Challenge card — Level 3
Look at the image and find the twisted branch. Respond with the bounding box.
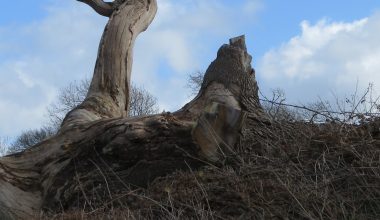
[77,0,115,17]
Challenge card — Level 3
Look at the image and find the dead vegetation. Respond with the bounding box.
[39,119,380,220]
[40,89,380,219]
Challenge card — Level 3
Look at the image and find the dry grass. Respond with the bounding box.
[38,84,380,220]
[39,115,380,220]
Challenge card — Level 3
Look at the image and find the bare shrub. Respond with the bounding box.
[186,71,204,96]
[260,88,303,122]
[129,85,159,117]
[260,83,380,125]
[47,79,89,129]
[47,79,160,129]
[7,127,56,154]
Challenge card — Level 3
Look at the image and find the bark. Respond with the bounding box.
[62,0,158,128]
[0,1,268,219]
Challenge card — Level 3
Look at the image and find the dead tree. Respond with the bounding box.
[0,0,269,219]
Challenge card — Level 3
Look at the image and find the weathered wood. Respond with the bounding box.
[179,36,269,123]
[62,0,158,128]
[0,1,267,218]
[192,102,247,163]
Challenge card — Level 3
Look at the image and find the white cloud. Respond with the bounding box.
[258,13,380,103]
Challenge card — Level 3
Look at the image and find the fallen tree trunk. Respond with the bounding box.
[0,0,269,219]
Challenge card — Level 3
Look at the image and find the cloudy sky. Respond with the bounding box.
[0,0,379,138]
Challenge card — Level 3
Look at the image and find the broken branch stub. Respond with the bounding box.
[181,35,269,161]
[192,102,247,163]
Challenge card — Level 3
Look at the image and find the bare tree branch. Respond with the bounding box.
[77,0,114,17]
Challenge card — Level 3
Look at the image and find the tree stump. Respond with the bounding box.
[0,1,268,219]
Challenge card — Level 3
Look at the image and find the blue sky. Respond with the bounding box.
[0,0,379,138]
